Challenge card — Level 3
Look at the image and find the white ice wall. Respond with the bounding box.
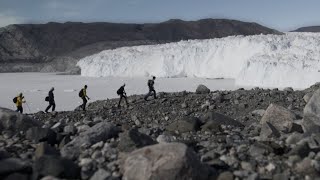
[77,33,320,89]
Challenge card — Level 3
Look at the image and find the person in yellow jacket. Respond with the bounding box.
[80,85,90,111]
[15,93,26,113]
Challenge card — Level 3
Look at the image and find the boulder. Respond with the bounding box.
[166,116,201,133]
[217,171,234,180]
[61,122,119,159]
[122,143,213,180]
[33,155,80,179]
[3,173,29,180]
[0,158,31,176]
[286,133,304,145]
[260,104,296,133]
[196,85,210,94]
[63,125,77,135]
[90,168,111,180]
[201,121,222,132]
[211,93,223,103]
[251,109,266,116]
[260,122,281,139]
[249,142,273,157]
[304,92,313,103]
[35,142,60,159]
[156,134,177,143]
[0,108,42,133]
[201,112,244,127]
[118,129,156,152]
[288,141,311,158]
[303,89,320,133]
[295,158,318,176]
[284,87,294,92]
[25,127,57,145]
[0,150,10,160]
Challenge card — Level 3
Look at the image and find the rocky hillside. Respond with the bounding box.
[0,19,281,73]
[293,26,320,32]
[2,83,320,179]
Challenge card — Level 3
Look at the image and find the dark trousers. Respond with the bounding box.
[16,106,23,114]
[82,97,87,111]
[118,94,128,107]
[144,89,157,100]
[45,101,56,112]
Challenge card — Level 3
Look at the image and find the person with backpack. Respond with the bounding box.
[144,76,157,101]
[45,87,55,113]
[14,93,26,113]
[79,85,90,111]
[117,84,128,108]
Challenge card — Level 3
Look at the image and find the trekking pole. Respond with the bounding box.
[25,102,32,113]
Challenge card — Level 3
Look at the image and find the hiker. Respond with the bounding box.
[79,85,90,111]
[45,87,55,113]
[117,84,128,108]
[14,93,26,113]
[144,76,157,101]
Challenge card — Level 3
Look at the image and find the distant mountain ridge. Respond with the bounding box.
[293,26,320,32]
[0,19,281,73]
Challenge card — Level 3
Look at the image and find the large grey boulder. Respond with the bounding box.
[201,112,244,127]
[25,127,57,145]
[90,168,111,180]
[260,104,296,133]
[304,92,314,103]
[118,129,156,152]
[0,158,31,176]
[35,142,60,159]
[303,89,320,133]
[0,108,42,133]
[260,122,281,139]
[166,117,201,133]
[61,122,119,159]
[122,143,214,180]
[196,85,210,94]
[33,155,80,179]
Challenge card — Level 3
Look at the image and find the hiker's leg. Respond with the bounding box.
[52,102,56,111]
[118,95,123,107]
[124,95,128,105]
[20,106,23,114]
[45,104,51,112]
[144,90,151,100]
[153,90,157,99]
[82,98,87,111]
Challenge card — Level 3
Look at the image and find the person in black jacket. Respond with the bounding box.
[144,76,157,101]
[80,85,90,111]
[45,87,56,113]
[117,84,128,108]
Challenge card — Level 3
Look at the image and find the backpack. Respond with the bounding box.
[117,86,124,95]
[13,97,17,103]
[117,89,121,95]
[45,96,49,101]
[79,89,83,97]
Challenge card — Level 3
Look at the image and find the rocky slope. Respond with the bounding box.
[293,26,320,32]
[0,19,281,73]
[2,83,320,179]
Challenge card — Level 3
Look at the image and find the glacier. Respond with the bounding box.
[77,32,320,89]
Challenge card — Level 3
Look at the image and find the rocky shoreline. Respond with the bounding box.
[1,83,320,180]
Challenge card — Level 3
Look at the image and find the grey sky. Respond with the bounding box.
[0,0,319,31]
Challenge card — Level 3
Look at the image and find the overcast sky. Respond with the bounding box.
[0,0,319,31]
